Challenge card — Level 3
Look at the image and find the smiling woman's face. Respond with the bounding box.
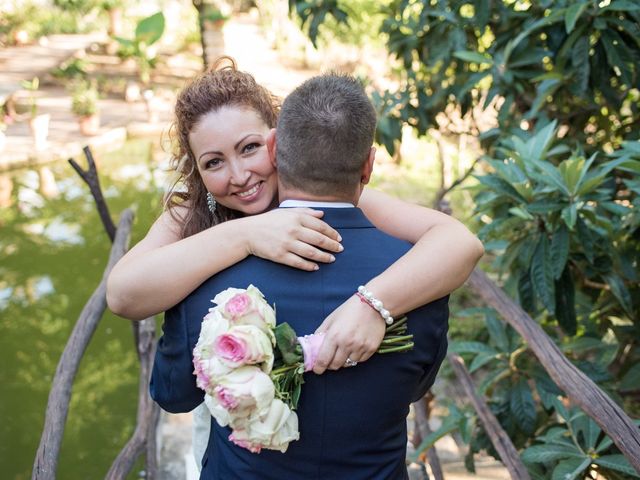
[190,105,279,215]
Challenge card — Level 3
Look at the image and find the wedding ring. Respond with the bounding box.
[344,357,358,367]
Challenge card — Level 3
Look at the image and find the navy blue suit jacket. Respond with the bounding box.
[150,208,449,480]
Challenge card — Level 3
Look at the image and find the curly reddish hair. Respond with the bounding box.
[165,56,280,238]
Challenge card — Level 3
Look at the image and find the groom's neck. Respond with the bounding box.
[278,186,359,206]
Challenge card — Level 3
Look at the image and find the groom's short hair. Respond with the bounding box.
[276,73,377,196]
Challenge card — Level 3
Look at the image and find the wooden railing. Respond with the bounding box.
[32,148,160,480]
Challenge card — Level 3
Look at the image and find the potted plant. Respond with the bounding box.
[71,81,100,136]
[21,77,50,150]
[114,11,165,85]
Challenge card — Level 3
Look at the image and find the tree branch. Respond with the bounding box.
[68,146,116,242]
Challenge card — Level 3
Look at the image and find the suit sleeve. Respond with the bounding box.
[150,301,204,413]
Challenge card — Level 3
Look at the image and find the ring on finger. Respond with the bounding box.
[344,357,358,367]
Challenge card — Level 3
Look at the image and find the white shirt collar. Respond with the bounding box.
[280,199,355,208]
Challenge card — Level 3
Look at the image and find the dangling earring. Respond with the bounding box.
[206,192,216,214]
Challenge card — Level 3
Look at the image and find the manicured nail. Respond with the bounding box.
[313,264,319,270]
[337,244,344,252]
[337,234,342,242]
[329,255,335,262]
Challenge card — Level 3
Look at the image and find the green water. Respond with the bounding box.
[0,140,167,479]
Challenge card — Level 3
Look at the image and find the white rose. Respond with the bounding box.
[210,366,275,421]
[244,399,300,453]
[194,309,230,358]
[213,325,274,373]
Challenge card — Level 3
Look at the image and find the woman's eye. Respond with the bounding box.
[242,142,260,154]
[204,158,222,169]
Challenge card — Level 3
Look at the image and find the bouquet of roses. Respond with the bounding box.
[192,285,414,454]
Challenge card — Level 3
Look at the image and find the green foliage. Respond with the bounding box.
[114,11,165,84]
[290,0,640,153]
[522,405,640,479]
[70,81,100,117]
[475,124,639,335]
[20,77,39,117]
[52,57,89,80]
[53,0,100,13]
[0,1,97,42]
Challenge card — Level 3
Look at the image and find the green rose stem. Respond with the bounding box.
[271,364,301,376]
[377,343,415,354]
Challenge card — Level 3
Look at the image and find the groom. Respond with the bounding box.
[151,74,449,479]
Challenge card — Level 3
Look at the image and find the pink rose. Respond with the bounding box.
[228,429,263,453]
[214,333,247,364]
[225,293,252,318]
[213,326,274,371]
[297,332,325,372]
[193,357,212,391]
[214,384,239,410]
[209,366,275,419]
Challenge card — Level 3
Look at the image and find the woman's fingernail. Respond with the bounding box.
[337,234,342,242]
[338,244,344,252]
[314,264,319,270]
[329,255,335,262]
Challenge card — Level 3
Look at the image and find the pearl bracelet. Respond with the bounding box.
[356,285,394,325]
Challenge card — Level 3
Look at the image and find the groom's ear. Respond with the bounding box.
[266,129,277,168]
[360,147,376,185]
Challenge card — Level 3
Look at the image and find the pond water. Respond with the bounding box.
[0,140,168,479]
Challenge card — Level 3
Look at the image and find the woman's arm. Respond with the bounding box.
[312,188,484,374]
[358,188,484,312]
[106,208,343,320]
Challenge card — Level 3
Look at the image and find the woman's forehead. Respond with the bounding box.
[190,106,269,150]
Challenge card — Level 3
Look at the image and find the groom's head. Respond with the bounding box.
[268,73,377,204]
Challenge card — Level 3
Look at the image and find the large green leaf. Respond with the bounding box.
[561,204,577,229]
[602,0,640,11]
[551,457,591,480]
[572,412,602,451]
[135,11,165,46]
[510,377,537,434]
[550,225,570,280]
[595,455,640,477]
[619,364,640,392]
[604,273,633,316]
[554,267,577,335]
[518,270,536,312]
[476,174,526,202]
[469,351,500,373]
[503,9,564,64]
[521,444,584,463]
[531,235,556,314]
[410,409,463,461]
[453,50,493,65]
[485,311,509,352]
[530,159,570,196]
[565,2,589,34]
[449,341,498,356]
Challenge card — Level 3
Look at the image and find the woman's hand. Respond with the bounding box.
[244,208,343,271]
[311,295,386,374]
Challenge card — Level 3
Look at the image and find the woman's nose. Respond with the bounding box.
[229,161,251,186]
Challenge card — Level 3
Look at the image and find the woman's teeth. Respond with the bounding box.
[237,183,260,198]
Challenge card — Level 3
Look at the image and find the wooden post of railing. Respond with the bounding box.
[106,318,160,479]
[32,210,134,479]
[467,268,640,473]
[449,354,530,479]
[412,393,444,480]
